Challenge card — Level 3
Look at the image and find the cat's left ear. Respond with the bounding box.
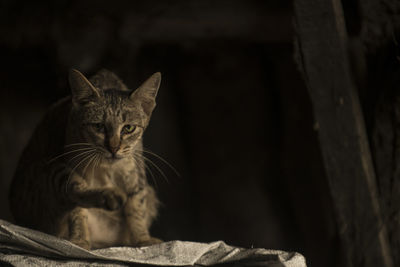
[130,72,161,116]
[69,69,101,106]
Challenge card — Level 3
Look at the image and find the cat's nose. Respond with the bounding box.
[109,146,119,155]
[108,134,120,155]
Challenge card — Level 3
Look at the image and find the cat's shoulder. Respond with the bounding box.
[89,69,129,92]
[42,96,72,122]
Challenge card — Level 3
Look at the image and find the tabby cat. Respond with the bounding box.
[9,69,162,249]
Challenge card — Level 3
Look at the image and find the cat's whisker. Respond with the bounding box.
[97,153,103,167]
[64,144,107,163]
[67,149,97,165]
[122,151,133,157]
[90,153,102,180]
[95,146,109,155]
[91,154,99,178]
[145,164,158,189]
[66,152,95,193]
[47,147,96,164]
[121,145,131,152]
[95,154,101,172]
[64,143,94,148]
[131,155,158,189]
[82,153,98,179]
[134,152,169,184]
[138,148,180,177]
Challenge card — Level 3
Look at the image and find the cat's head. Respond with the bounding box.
[67,69,160,161]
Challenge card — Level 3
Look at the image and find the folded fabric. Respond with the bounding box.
[0,219,306,266]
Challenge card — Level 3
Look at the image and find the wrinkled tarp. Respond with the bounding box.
[0,219,306,266]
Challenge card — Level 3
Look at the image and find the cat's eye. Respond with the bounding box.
[92,123,105,132]
[121,124,136,135]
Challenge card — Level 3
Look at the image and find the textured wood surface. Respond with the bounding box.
[294,0,393,266]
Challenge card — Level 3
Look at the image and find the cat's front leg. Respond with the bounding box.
[65,174,127,211]
[123,186,162,246]
[64,207,91,250]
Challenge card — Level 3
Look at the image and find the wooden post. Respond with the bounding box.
[294,0,393,266]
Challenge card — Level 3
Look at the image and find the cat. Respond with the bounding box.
[9,69,162,249]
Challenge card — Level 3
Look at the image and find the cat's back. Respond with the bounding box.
[17,97,71,163]
[89,69,129,92]
[9,96,71,228]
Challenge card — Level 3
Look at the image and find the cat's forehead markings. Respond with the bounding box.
[103,107,125,124]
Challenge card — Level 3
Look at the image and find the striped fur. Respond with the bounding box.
[9,69,162,249]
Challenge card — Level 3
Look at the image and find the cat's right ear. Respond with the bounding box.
[69,69,101,106]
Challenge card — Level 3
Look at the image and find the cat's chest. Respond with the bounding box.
[87,208,125,249]
[85,158,138,190]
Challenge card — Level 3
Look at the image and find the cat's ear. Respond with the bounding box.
[69,69,101,105]
[130,72,161,116]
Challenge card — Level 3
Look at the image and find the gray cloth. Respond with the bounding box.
[0,219,306,266]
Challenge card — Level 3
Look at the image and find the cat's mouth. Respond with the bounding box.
[105,154,123,161]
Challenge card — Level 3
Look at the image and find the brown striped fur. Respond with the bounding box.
[9,69,162,249]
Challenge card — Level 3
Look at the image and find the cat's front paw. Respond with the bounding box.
[69,238,91,250]
[135,237,163,247]
[100,188,127,211]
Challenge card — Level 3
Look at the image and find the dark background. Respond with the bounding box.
[0,1,341,266]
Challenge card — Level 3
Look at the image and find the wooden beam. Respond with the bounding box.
[294,0,393,266]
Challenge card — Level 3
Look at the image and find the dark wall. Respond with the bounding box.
[0,1,337,266]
